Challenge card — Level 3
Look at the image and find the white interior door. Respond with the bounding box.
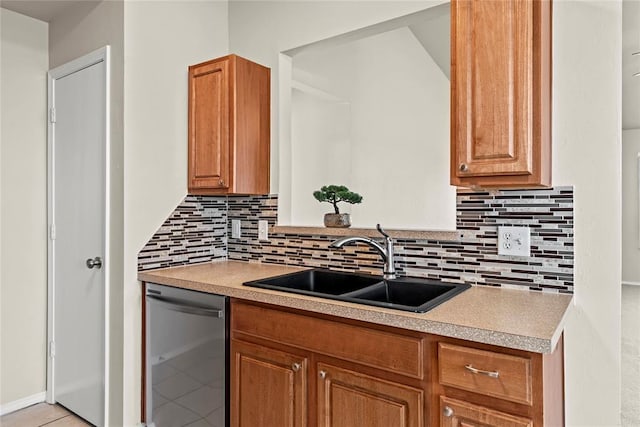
[48,47,109,427]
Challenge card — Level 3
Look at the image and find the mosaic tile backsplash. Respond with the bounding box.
[139,187,573,293]
[137,196,227,270]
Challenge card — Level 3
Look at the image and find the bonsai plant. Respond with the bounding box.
[313,185,363,228]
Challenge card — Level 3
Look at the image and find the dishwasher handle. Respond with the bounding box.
[146,294,224,318]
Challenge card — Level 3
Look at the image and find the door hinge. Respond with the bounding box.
[49,224,56,240]
[49,341,55,359]
[49,107,56,123]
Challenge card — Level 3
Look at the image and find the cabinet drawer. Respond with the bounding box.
[438,343,532,405]
[440,396,533,427]
[232,302,424,379]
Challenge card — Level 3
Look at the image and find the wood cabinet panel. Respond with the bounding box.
[189,59,230,190]
[231,339,307,427]
[451,0,551,188]
[317,362,424,427]
[440,396,533,427]
[232,301,424,379]
[227,301,563,427]
[234,56,271,193]
[439,343,533,405]
[188,54,270,195]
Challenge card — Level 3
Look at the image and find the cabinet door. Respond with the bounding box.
[188,58,230,191]
[451,0,551,187]
[231,339,307,427]
[440,396,532,427]
[317,362,423,427]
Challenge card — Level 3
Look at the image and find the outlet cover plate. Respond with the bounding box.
[498,226,531,257]
[231,219,241,238]
[258,220,269,241]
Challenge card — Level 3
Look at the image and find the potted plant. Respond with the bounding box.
[313,185,363,228]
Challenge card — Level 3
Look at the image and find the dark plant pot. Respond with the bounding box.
[324,213,351,228]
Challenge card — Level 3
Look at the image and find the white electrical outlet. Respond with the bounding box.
[258,220,269,241]
[231,220,241,238]
[498,226,531,257]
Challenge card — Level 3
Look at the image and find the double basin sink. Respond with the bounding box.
[243,269,470,313]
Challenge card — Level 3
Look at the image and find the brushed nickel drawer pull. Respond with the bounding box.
[292,363,301,372]
[319,370,327,379]
[465,364,500,378]
[443,406,454,417]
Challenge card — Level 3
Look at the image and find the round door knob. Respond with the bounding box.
[459,163,469,172]
[86,257,103,269]
[443,406,454,418]
[292,363,301,372]
[218,179,225,186]
[319,370,327,379]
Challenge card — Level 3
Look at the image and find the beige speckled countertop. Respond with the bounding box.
[138,260,573,354]
[270,225,460,241]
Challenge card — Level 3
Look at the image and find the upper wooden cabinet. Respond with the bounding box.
[188,54,270,195]
[451,0,552,188]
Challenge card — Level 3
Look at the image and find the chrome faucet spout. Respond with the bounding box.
[328,224,396,279]
[329,236,386,254]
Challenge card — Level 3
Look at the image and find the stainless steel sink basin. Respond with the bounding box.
[243,269,470,313]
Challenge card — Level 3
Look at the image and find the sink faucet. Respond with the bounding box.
[329,224,396,279]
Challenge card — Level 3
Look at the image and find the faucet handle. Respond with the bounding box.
[376,224,391,239]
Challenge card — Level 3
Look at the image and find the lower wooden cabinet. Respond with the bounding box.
[317,362,423,427]
[230,300,563,427]
[440,396,532,427]
[231,339,307,427]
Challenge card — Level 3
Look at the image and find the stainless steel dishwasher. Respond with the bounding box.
[145,283,228,427]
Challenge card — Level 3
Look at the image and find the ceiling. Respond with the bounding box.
[1,0,638,128]
[0,0,96,23]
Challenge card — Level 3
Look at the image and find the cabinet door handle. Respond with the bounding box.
[292,363,301,372]
[218,179,225,186]
[459,163,469,172]
[319,370,327,379]
[465,364,500,378]
[443,406,454,418]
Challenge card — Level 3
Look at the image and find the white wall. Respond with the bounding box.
[123,1,229,424]
[622,0,640,130]
[622,284,640,426]
[291,90,352,224]
[229,0,447,194]
[553,1,622,425]
[49,1,125,422]
[348,27,452,230]
[289,26,454,230]
[622,129,640,283]
[0,8,49,408]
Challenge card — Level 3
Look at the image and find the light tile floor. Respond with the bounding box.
[0,403,90,427]
[3,340,225,427]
